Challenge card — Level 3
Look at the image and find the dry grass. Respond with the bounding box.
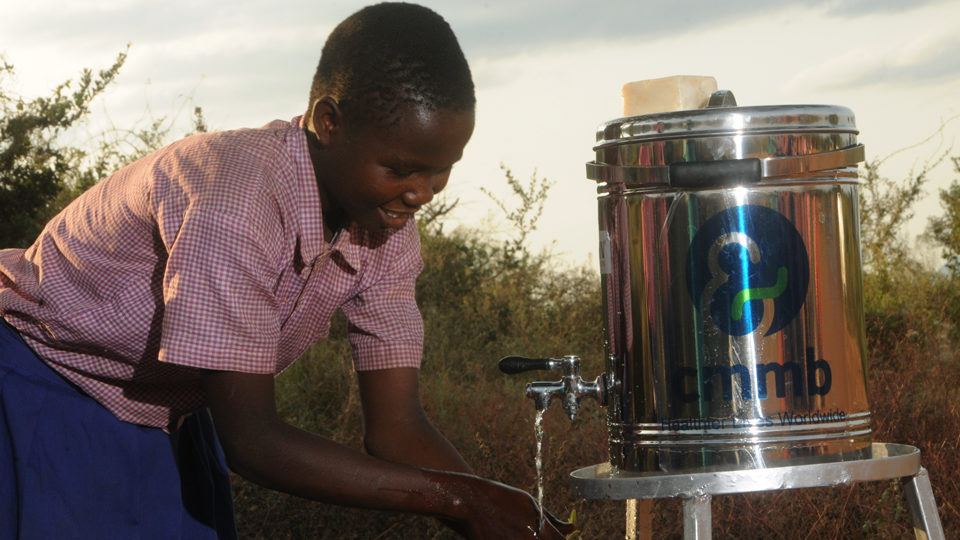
[233,225,959,539]
[233,309,959,539]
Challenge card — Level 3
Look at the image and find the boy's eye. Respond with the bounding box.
[387,167,414,178]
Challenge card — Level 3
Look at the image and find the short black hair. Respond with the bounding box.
[308,3,475,128]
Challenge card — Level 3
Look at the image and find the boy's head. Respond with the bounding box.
[308,2,475,129]
[305,3,475,237]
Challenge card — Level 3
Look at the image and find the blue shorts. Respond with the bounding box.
[0,320,237,539]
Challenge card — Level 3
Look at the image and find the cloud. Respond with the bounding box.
[443,0,955,57]
[822,0,948,16]
[787,31,960,91]
[6,0,957,113]
[448,0,790,56]
[846,42,960,87]
[5,0,954,64]
[2,0,353,52]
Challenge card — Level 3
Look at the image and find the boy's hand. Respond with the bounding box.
[203,368,576,537]
[359,370,575,538]
[427,470,577,539]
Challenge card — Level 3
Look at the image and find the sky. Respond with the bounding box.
[2,0,959,269]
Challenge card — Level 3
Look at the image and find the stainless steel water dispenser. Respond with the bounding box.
[502,94,873,472]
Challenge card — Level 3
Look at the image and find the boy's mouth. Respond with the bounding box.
[379,207,414,228]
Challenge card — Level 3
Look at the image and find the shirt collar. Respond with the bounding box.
[286,116,392,272]
[329,223,395,272]
[330,225,362,270]
[287,115,330,267]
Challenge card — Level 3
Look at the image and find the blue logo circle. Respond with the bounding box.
[686,205,809,336]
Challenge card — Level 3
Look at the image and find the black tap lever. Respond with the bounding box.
[498,356,561,374]
[498,354,606,419]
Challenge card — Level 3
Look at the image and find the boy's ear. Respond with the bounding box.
[308,96,343,146]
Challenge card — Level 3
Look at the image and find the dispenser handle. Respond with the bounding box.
[669,158,762,188]
[706,89,738,108]
[498,356,558,374]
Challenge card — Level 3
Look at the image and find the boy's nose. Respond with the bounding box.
[402,175,441,208]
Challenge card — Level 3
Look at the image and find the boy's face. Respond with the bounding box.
[309,101,475,236]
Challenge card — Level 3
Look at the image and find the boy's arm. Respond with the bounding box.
[201,369,571,538]
[357,367,473,474]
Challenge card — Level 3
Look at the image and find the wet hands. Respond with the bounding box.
[434,471,576,539]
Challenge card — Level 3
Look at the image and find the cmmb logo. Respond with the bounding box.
[687,204,809,337]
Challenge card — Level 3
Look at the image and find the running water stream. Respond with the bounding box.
[534,409,545,532]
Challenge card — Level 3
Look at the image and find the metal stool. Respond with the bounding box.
[570,443,944,539]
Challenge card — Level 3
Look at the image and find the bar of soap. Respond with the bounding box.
[622,76,718,116]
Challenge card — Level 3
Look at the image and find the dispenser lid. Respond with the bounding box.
[594,104,858,150]
[588,103,864,187]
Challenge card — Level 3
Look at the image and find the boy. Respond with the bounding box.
[0,3,572,538]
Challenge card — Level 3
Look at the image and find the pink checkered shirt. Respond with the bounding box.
[0,116,424,431]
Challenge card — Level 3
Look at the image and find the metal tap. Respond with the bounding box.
[498,355,607,420]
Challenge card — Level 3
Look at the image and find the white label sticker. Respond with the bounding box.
[599,231,612,274]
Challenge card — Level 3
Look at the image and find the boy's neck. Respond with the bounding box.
[303,125,347,242]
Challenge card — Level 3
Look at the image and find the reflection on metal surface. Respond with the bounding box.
[904,467,946,539]
[569,443,918,500]
[599,182,871,470]
[683,495,713,540]
[594,105,857,149]
[591,104,872,472]
[498,355,606,419]
[572,445,946,540]
[586,145,865,186]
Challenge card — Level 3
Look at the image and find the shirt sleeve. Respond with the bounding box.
[341,224,424,371]
[158,205,282,373]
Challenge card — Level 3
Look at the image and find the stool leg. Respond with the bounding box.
[625,499,654,539]
[682,494,712,540]
[902,467,945,540]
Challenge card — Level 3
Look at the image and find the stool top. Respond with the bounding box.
[569,443,920,500]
